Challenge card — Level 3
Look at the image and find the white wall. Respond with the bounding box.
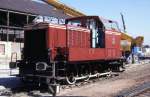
[0,41,23,69]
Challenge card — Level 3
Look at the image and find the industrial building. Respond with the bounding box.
[0,0,69,42]
[0,0,70,69]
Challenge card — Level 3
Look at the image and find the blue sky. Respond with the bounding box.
[59,0,150,45]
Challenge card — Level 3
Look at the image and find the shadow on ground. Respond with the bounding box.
[0,76,21,88]
[0,76,85,97]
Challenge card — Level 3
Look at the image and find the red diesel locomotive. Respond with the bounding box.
[11,16,124,86]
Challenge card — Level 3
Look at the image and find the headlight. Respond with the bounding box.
[36,62,47,71]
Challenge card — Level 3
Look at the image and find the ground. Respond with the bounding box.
[58,60,150,97]
[0,60,150,97]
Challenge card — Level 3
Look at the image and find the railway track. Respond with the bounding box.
[134,89,150,97]
[116,82,150,97]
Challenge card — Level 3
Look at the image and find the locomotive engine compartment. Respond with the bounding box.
[12,16,124,92]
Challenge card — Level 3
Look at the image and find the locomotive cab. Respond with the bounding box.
[66,16,121,48]
[66,16,106,48]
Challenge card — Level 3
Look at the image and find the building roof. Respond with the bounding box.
[0,0,70,19]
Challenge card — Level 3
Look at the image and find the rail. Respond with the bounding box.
[116,82,150,97]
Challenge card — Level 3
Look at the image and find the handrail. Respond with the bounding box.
[11,52,17,62]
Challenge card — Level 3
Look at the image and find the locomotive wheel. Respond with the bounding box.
[66,76,76,85]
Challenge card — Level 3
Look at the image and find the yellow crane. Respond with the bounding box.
[42,0,85,17]
[120,33,133,52]
[120,13,144,53]
[121,33,144,50]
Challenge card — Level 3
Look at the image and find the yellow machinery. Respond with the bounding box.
[133,36,144,47]
[42,0,85,17]
[120,32,133,52]
[121,32,144,52]
[120,13,144,54]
